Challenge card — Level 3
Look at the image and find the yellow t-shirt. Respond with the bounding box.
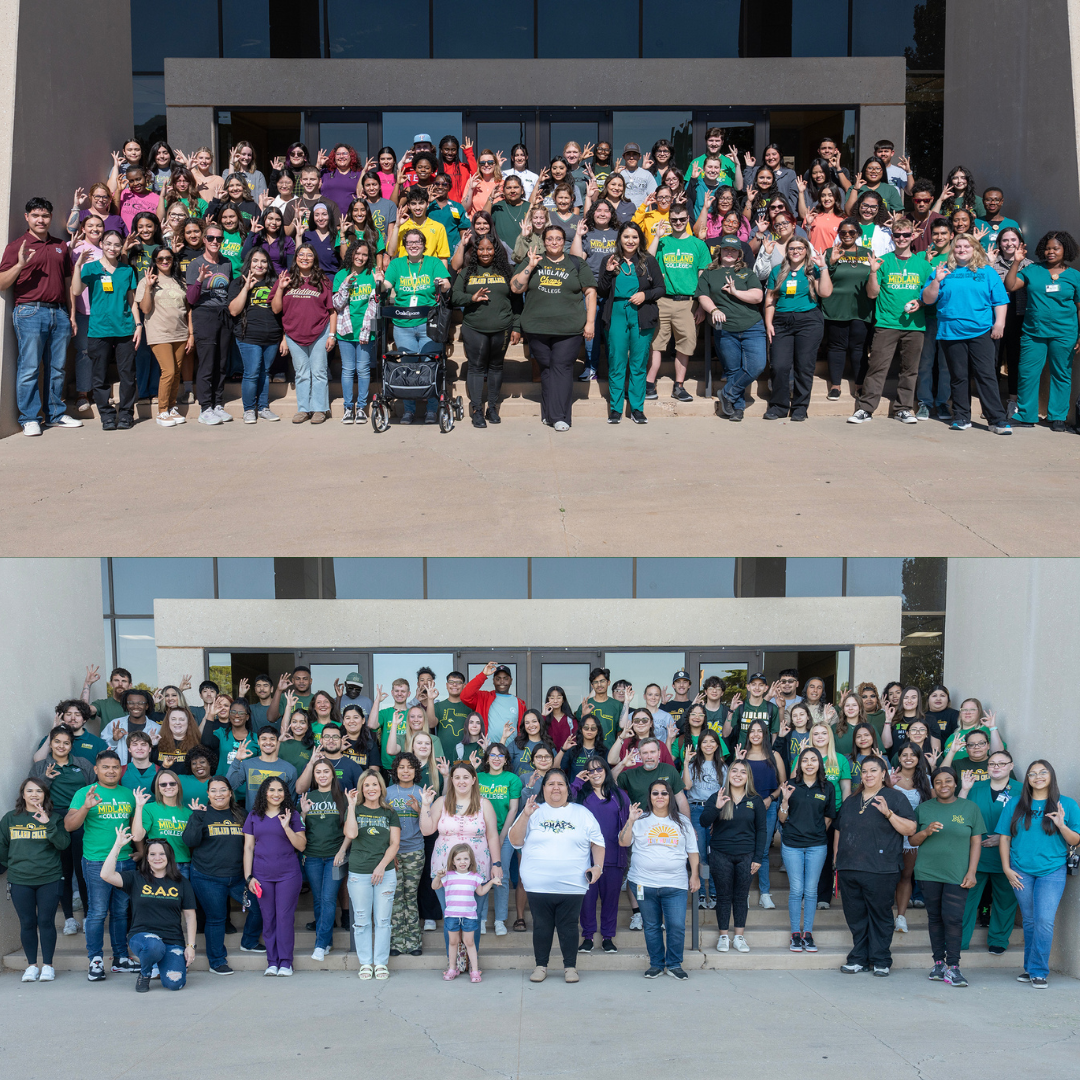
[633,206,671,249]
[395,216,450,259]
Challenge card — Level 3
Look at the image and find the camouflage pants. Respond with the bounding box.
[390,849,424,953]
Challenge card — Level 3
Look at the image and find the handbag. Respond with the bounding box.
[425,294,451,343]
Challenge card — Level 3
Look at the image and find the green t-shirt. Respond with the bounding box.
[832,724,855,759]
[220,228,244,273]
[385,255,445,327]
[348,805,400,873]
[914,797,986,885]
[277,740,313,771]
[768,264,819,313]
[378,706,409,768]
[331,267,380,342]
[863,711,887,740]
[576,697,623,744]
[516,254,597,335]
[730,701,780,744]
[477,770,523,832]
[92,697,125,724]
[617,762,684,808]
[1017,263,1080,339]
[823,755,852,810]
[684,153,737,187]
[940,193,986,219]
[873,251,932,331]
[695,265,764,332]
[71,783,136,861]
[967,778,1022,873]
[302,792,345,858]
[950,754,990,786]
[819,246,873,323]
[0,811,70,886]
[426,199,470,249]
[140,802,192,862]
[655,234,712,296]
[81,262,138,338]
[858,182,903,213]
[183,775,209,807]
[41,760,94,812]
[434,698,472,744]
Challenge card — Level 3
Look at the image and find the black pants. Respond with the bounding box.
[710,850,753,931]
[462,324,510,407]
[942,332,1006,425]
[768,310,824,413]
[825,318,871,386]
[528,891,584,967]
[192,307,233,410]
[60,825,86,919]
[818,821,838,903]
[528,332,581,426]
[88,336,136,422]
[997,306,1023,397]
[10,879,63,966]
[417,830,442,922]
[921,879,968,965]
[839,869,900,967]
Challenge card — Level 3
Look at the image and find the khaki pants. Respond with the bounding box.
[651,297,698,353]
[856,327,924,414]
[151,341,187,413]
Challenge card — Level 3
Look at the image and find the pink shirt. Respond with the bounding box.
[377,172,396,200]
[442,870,484,917]
[119,189,160,233]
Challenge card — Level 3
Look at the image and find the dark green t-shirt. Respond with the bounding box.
[0,811,70,886]
[348,805,400,874]
[303,792,346,859]
[452,268,517,334]
[655,233,712,296]
[730,701,780,744]
[696,265,764,332]
[617,762,684,808]
[914,797,986,885]
[820,246,873,322]
[576,697,623,744]
[1017,263,1080,339]
[434,699,472,744]
[517,255,596,335]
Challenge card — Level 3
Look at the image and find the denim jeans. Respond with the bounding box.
[338,338,375,407]
[690,804,715,900]
[916,309,951,409]
[237,340,277,411]
[716,322,768,410]
[348,869,397,966]
[758,800,779,895]
[82,856,134,960]
[71,310,93,393]
[393,324,440,416]
[478,835,514,926]
[189,867,263,967]
[304,855,341,950]
[639,885,688,970]
[1012,865,1067,979]
[129,932,187,989]
[286,326,331,413]
[134,334,160,400]
[12,302,72,425]
[781,843,828,933]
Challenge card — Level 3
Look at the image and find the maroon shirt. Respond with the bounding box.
[281,277,333,345]
[0,231,70,304]
[911,211,945,254]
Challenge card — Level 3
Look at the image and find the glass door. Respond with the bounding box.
[465,110,539,168]
[455,650,529,705]
[691,108,769,165]
[305,111,382,160]
[540,110,612,166]
[530,649,602,715]
[296,650,370,702]
[686,649,765,705]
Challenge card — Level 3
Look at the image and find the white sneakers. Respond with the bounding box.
[214,405,233,422]
[311,947,326,961]
[168,407,186,424]
[22,421,41,436]
[257,408,280,421]
[716,934,729,953]
[759,893,776,910]
[277,966,293,976]
[480,923,487,935]
[39,965,55,981]
[733,935,750,953]
[244,410,257,424]
[847,410,873,424]
[22,965,40,981]
[25,963,56,980]
[423,919,437,931]
[553,421,570,432]
[156,414,177,427]
[63,918,80,935]
[494,920,507,936]
[52,415,83,427]
[895,915,909,933]
[629,912,643,931]
[264,965,279,976]
[198,408,222,426]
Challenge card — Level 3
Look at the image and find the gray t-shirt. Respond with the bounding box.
[366,197,398,239]
[582,228,618,277]
[226,756,298,812]
[385,783,424,853]
[621,167,658,208]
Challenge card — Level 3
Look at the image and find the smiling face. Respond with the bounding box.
[313,761,334,789]
[361,775,382,803]
[907,721,929,745]
[727,762,748,788]
[294,247,315,271]
[166,710,188,738]
[933,770,956,800]
[208,779,231,808]
[798,750,819,778]
[523,712,541,738]
[412,734,432,760]
[265,779,285,807]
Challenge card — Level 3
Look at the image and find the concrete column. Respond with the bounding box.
[165,107,216,163]
[851,645,902,692]
[856,104,906,166]
[944,558,1080,978]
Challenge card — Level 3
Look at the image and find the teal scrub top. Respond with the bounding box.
[1017,263,1080,340]
[768,264,819,313]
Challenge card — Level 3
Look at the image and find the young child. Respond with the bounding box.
[455,714,486,763]
[432,844,494,983]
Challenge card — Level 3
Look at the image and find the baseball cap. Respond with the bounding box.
[672,669,691,682]
[623,142,641,154]
[493,665,513,677]
[748,672,768,683]
[718,235,743,249]
[413,133,433,144]
[344,671,363,686]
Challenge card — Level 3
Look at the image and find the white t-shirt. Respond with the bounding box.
[505,168,539,200]
[629,813,699,889]
[103,717,162,765]
[514,802,604,894]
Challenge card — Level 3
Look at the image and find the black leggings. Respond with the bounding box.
[10,880,63,966]
[462,324,511,407]
[825,318,871,385]
[710,850,753,931]
[527,891,584,968]
[921,879,968,966]
[192,307,233,410]
[60,825,86,919]
[528,333,582,426]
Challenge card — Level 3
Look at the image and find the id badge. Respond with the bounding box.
[409,295,418,307]
[785,275,798,296]
[636,883,644,901]
[101,276,113,293]
[1047,283,1060,293]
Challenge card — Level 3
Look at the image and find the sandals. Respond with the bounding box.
[358,965,373,980]
[374,965,390,980]
[470,970,483,983]
[442,967,459,981]
[513,919,527,932]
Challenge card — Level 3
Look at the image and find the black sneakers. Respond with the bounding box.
[136,974,151,993]
[607,410,621,424]
[645,382,658,400]
[643,966,663,978]
[211,964,235,975]
[579,938,595,953]
[601,938,618,953]
[671,384,693,403]
[88,956,106,982]
[112,956,137,973]
[630,410,647,425]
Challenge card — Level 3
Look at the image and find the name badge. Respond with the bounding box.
[785,278,798,296]
[1046,283,1060,293]
[409,295,418,307]
[101,276,113,293]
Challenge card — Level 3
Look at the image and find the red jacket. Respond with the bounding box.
[461,670,526,736]
[441,147,478,204]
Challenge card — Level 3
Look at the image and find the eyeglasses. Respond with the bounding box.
[488,751,505,759]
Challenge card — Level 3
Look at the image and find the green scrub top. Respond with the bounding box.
[768,264,819,313]
[1017,263,1080,340]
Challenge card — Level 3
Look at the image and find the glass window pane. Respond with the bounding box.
[901,558,947,612]
[852,0,942,64]
[900,615,945,691]
[531,559,633,599]
[549,122,599,160]
[643,1,739,57]
[131,5,219,71]
[467,663,518,688]
[427,559,527,600]
[373,654,456,698]
[435,0,533,57]
[223,0,270,57]
[309,662,368,699]
[698,662,748,704]
[785,558,843,597]
[333,559,425,599]
[538,0,638,57]
[741,558,786,598]
[319,123,368,157]
[381,113,462,160]
[133,76,167,145]
[101,559,111,615]
[115,619,157,690]
[792,0,849,57]
[603,652,686,709]
[836,651,851,695]
[612,111,693,173]
[845,558,903,597]
[217,558,276,600]
[103,619,115,673]
[636,558,735,598]
[329,0,428,58]
[112,558,215,615]
[208,652,233,696]
[477,122,530,161]
[540,664,591,714]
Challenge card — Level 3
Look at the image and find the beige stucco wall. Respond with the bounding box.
[944,558,1080,978]
[0,559,102,961]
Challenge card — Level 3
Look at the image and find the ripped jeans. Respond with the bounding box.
[128,932,188,989]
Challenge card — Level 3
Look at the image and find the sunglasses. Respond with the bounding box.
[205,235,223,243]
[892,232,913,239]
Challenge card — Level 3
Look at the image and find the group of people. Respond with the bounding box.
[6,130,1076,437]
[3,660,1076,989]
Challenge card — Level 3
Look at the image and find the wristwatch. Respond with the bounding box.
[491,861,502,867]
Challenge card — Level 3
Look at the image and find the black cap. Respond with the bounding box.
[748,672,768,683]
[493,665,512,677]
[672,669,691,682]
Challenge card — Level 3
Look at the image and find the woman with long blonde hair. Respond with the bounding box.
[810,720,852,909]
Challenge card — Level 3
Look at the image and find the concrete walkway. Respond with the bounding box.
[0,966,1076,1079]
[1,412,1078,554]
